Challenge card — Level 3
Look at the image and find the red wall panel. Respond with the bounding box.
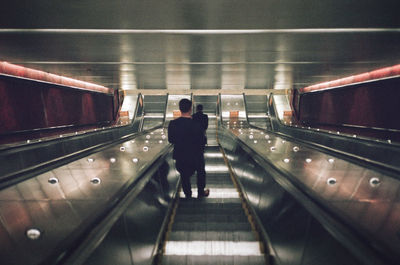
[0,75,115,136]
[298,77,400,130]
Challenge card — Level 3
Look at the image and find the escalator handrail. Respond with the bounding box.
[131,92,143,132]
[0,122,132,152]
[162,93,170,127]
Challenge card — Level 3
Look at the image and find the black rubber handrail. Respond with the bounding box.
[0,122,132,152]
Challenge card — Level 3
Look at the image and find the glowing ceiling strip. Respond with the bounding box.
[1,28,399,34]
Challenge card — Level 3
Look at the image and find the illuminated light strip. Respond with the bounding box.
[204,152,223,158]
[301,64,400,93]
[204,165,229,172]
[124,89,286,96]
[0,61,112,94]
[302,75,400,94]
[0,28,399,34]
[13,61,320,65]
[164,241,263,256]
[180,188,239,199]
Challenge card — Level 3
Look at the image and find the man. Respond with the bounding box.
[192,104,209,137]
[168,99,210,199]
[192,104,208,193]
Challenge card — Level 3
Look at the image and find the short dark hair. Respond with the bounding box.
[179,98,192,113]
[196,104,203,111]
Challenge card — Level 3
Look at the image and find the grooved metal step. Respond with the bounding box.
[168,231,258,241]
[162,255,266,265]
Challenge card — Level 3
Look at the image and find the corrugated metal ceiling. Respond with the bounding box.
[0,0,399,94]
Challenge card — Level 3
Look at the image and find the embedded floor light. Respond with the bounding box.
[26,228,41,240]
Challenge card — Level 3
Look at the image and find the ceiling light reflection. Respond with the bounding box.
[179,188,239,199]
[204,165,229,172]
[164,241,263,256]
[204,152,223,158]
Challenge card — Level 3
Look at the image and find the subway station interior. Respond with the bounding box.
[1,1,400,265]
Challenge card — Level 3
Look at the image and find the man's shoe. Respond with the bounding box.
[198,189,210,198]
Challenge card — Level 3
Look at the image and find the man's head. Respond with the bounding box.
[196,104,203,112]
[179,98,192,114]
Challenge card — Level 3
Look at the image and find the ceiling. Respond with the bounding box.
[0,0,399,95]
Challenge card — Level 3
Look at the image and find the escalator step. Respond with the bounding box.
[174,213,248,222]
[168,231,258,241]
[179,198,242,206]
[179,204,244,216]
[162,255,266,265]
[172,221,252,231]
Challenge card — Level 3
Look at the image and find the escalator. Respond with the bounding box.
[160,146,267,265]
[82,123,382,265]
[83,94,397,265]
[1,121,393,265]
[159,95,267,263]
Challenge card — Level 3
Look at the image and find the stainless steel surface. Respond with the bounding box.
[193,95,218,114]
[142,95,167,130]
[220,94,247,121]
[222,122,400,263]
[0,128,169,264]
[204,116,218,147]
[120,94,138,122]
[0,124,136,185]
[267,93,400,173]
[164,94,191,124]
[271,94,292,121]
[245,95,271,129]
[0,1,399,94]
[84,152,180,265]
[131,94,144,132]
[161,146,266,265]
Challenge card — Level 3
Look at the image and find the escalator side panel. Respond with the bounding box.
[0,125,135,183]
[219,129,363,265]
[268,93,400,173]
[85,153,180,265]
[0,128,170,265]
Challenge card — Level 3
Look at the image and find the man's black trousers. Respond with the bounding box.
[175,153,206,198]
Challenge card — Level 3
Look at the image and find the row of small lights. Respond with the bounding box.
[224,120,249,131]
[227,121,388,191]
[53,131,167,184]
[283,121,393,144]
[226,102,240,106]
[247,133,335,165]
[231,127,384,189]
[25,124,129,144]
[26,129,167,240]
